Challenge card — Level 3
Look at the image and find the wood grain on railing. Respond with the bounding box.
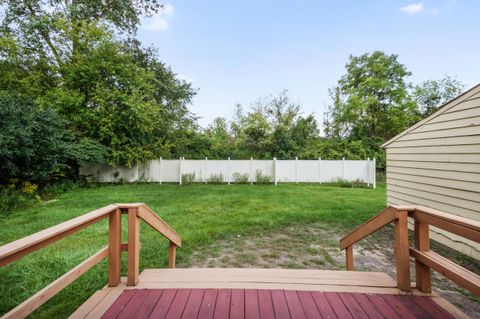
[127,207,140,286]
[108,209,122,287]
[137,205,181,247]
[340,206,397,250]
[410,248,480,295]
[394,210,410,292]
[0,204,117,267]
[414,220,431,293]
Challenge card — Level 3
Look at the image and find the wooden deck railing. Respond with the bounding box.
[0,203,181,319]
[340,205,480,295]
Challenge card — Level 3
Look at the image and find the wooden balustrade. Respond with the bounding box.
[0,203,181,319]
[340,205,480,296]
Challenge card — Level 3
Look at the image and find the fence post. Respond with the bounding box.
[318,157,322,184]
[250,157,253,185]
[179,157,182,185]
[227,157,230,185]
[367,157,370,187]
[204,157,208,184]
[295,157,298,184]
[373,158,376,189]
[342,157,345,180]
[273,157,277,186]
[159,157,162,184]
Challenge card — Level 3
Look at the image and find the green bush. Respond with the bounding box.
[233,172,249,184]
[0,94,105,185]
[255,170,272,184]
[326,178,368,188]
[0,184,38,214]
[207,173,224,184]
[182,173,196,184]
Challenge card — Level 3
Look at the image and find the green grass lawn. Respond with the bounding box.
[0,183,386,318]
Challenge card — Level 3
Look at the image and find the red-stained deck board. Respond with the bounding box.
[257,290,275,319]
[182,289,205,319]
[148,289,177,319]
[197,289,218,318]
[284,291,306,319]
[117,289,150,319]
[270,290,290,319]
[229,289,245,319]
[165,289,191,319]
[296,291,321,319]
[214,289,232,319]
[134,290,163,319]
[245,289,260,319]
[101,289,455,319]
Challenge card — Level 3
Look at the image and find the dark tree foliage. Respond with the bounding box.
[0,95,104,184]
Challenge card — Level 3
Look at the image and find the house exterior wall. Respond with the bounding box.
[385,86,480,259]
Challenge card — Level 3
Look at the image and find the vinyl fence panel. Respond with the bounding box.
[80,158,376,187]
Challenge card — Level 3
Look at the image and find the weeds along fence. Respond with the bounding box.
[81,157,376,188]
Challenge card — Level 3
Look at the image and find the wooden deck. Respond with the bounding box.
[70,268,467,319]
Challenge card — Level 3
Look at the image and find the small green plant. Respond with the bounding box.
[182,172,196,184]
[255,170,272,184]
[207,173,224,184]
[112,170,127,184]
[233,172,249,184]
[331,178,366,188]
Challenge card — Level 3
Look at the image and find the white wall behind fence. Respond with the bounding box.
[81,158,376,188]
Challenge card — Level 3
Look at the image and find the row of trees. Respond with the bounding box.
[0,1,465,189]
[193,56,463,168]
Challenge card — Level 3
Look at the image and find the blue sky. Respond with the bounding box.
[137,0,479,127]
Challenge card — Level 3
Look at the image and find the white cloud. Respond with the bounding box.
[400,2,424,14]
[145,3,174,31]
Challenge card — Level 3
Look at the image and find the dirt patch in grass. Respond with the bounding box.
[187,223,480,318]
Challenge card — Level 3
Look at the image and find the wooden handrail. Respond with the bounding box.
[340,205,480,296]
[340,206,398,250]
[0,204,117,267]
[0,203,181,319]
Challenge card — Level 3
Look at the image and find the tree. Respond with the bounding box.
[413,76,464,117]
[0,1,196,167]
[325,51,417,142]
[0,94,104,185]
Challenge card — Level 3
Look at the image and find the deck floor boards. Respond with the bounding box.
[71,268,464,319]
[99,289,456,319]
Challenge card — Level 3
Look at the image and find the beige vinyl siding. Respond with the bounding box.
[384,85,480,259]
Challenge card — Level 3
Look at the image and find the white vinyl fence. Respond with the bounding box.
[81,157,376,188]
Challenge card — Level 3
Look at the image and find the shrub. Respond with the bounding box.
[330,178,367,188]
[233,172,249,184]
[207,173,224,184]
[182,173,196,184]
[255,170,272,184]
[0,182,39,214]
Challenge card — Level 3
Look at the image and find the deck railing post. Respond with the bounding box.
[415,220,432,292]
[346,245,354,271]
[395,210,411,292]
[108,209,122,287]
[127,207,140,286]
[169,241,176,268]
